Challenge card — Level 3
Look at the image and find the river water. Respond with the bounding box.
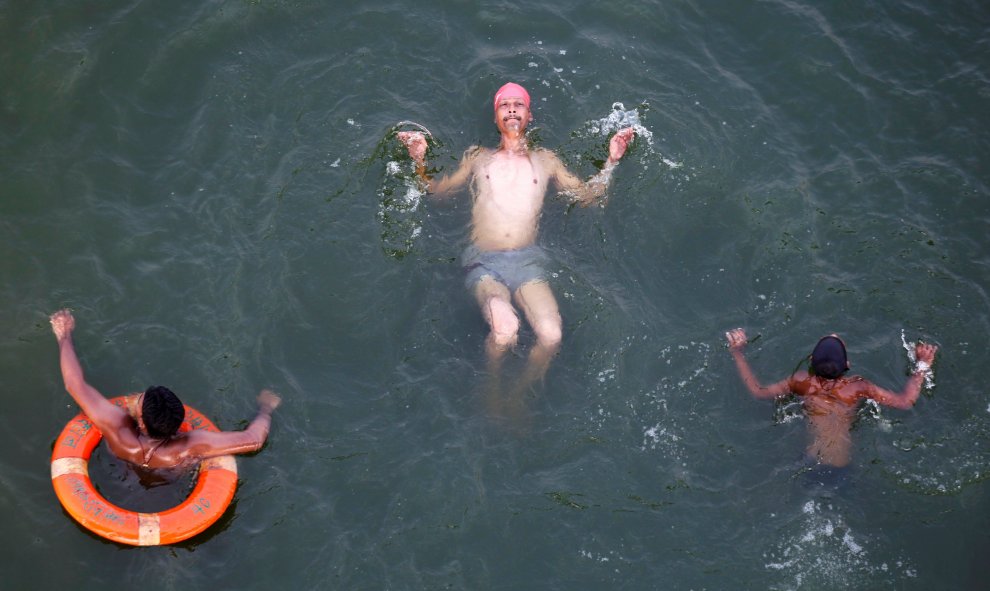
[2,1,988,589]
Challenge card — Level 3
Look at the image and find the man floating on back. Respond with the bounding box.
[398,82,635,395]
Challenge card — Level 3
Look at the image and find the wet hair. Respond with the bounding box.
[810,336,848,379]
[142,386,185,438]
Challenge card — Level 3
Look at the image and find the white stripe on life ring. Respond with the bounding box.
[138,513,161,546]
[51,457,88,479]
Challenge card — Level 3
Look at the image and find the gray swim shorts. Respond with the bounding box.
[461,244,551,293]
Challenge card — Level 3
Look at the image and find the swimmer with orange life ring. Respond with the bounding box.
[49,309,281,545]
[51,396,238,545]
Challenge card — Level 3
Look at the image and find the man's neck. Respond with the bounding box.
[498,133,528,156]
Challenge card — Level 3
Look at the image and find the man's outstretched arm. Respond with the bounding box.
[725,328,792,399]
[50,309,129,432]
[397,131,477,196]
[868,342,939,410]
[554,127,636,207]
[176,389,283,460]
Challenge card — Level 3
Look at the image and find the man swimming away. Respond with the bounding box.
[50,309,281,469]
[724,328,938,468]
[397,82,636,388]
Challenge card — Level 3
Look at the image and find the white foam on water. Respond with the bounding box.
[377,158,425,256]
[630,340,715,463]
[861,398,893,432]
[380,161,424,211]
[641,423,681,453]
[764,500,915,590]
[773,399,805,425]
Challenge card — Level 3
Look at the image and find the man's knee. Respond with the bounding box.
[489,326,519,351]
[493,313,519,339]
[532,314,562,349]
[485,297,520,348]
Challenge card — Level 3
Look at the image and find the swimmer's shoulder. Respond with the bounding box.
[838,375,874,397]
[463,145,488,161]
[528,148,567,177]
[530,146,560,163]
[788,369,812,383]
[786,370,816,395]
[796,374,873,405]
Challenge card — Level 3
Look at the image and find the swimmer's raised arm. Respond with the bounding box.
[725,328,792,399]
[397,131,479,196]
[50,309,130,435]
[553,127,636,207]
[866,342,939,410]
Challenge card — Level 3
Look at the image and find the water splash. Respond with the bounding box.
[377,158,425,259]
[631,340,716,463]
[374,124,433,259]
[860,398,893,433]
[764,500,916,589]
[773,399,806,425]
[586,102,682,170]
[900,329,934,389]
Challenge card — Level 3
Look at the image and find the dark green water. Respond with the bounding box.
[2,1,988,589]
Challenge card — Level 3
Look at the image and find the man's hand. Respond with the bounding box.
[915,342,938,365]
[397,131,427,164]
[258,389,282,413]
[607,127,636,164]
[50,309,75,342]
[725,328,748,352]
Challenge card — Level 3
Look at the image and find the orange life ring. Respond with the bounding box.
[50,395,238,546]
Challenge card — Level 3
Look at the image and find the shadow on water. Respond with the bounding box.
[87,446,197,514]
[58,444,240,548]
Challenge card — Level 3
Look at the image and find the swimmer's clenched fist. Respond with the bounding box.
[50,309,75,341]
[398,131,427,164]
[724,328,747,351]
[257,389,282,413]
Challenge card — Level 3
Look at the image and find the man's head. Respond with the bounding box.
[810,335,849,379]
[493,82,531,134]
[141,386,185,438]
[494,82,530,113]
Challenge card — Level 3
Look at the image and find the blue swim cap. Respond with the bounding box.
[811,335,848,379]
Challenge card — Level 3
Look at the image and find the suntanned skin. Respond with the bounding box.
[725,328,938,467]
[398,89,635,389]
[50,309,281,469]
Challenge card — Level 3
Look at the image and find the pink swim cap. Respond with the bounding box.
[493,82,531,113]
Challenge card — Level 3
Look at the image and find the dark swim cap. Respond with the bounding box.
[811,336,848,379]
[142,386,185,438]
